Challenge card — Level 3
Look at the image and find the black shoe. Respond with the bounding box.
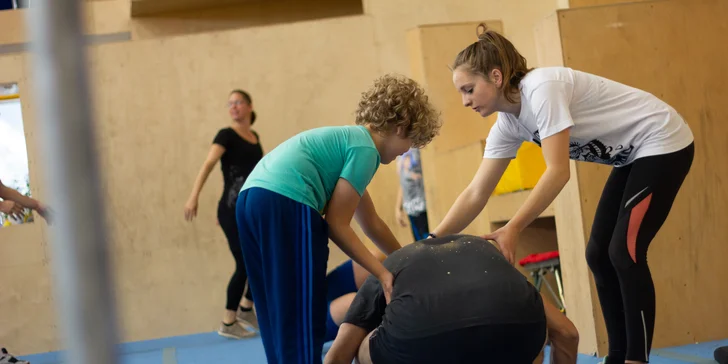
[715,346,728,364]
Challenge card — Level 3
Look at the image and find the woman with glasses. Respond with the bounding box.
[184,89,264,339]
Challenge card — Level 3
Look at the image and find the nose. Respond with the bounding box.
[461,94,471,107]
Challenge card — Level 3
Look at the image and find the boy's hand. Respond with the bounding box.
[1,200,25,220]
[377,270,394,304]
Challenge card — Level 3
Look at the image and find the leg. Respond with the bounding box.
[585,164,632,364]
[408,211,430,241]
[239,188,330,364]
[217,203,256,337]
[329,293,357,326]
[608,144,694,363]
[236,190,275,357]
[355,330,375,364]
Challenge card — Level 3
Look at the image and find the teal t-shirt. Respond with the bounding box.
[242,125,381,213]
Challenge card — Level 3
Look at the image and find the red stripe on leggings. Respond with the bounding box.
[627,193,652,263]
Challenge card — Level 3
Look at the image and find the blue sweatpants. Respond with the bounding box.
[324,260,358,342]
[236,187,330,364]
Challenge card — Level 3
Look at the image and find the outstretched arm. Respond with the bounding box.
[430,157,510,237]
[327,179,394,303]
[355,190,402,253]
[184,144,225,221]
[0,180,40,210]
[0,179,50,222]
[484,129,571,264]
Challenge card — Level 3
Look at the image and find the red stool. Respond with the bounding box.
[519,251,566,313]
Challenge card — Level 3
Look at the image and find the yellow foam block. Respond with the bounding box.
[494,141,546,196]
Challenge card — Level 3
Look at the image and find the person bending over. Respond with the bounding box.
[324,234,578,364]
[236,74,441,364]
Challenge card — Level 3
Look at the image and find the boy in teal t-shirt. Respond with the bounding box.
[236,74,441,364]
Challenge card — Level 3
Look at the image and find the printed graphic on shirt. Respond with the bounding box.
[531,130,634,166]
[226,165,247,208]
[398,149,426,215]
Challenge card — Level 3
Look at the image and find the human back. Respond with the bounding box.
[242,125,380,213]
[489,66,693,166]
[377,235,544,338]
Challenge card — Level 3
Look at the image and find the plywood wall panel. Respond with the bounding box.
[569,0,654,8]
[366,0,561,75]
[1,0,565,355]
[558,0,728,348]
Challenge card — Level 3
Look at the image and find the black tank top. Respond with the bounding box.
[213,127,264,210]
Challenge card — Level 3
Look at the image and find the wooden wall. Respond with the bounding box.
[553,0,728,352]
[568,0,654,8]
[0,0,561,355]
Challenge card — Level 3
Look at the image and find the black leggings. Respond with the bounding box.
[586,143,694,363]
[218,203,253,311]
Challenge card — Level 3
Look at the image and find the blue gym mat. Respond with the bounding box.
[18,332,728,363]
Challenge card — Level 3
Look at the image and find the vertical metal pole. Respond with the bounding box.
[25,1,119,364]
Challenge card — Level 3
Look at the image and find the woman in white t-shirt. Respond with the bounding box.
[429,24,694,364]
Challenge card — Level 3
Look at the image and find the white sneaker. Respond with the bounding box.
[217,321,256,339]
[0,348,29,364]
[236,307,258,331]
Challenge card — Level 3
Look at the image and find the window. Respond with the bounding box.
[0,83,35,227]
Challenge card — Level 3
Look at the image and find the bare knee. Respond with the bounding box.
[329,293,357,326]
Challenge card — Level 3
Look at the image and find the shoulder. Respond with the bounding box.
[521,67,575,94]
[213,127,234,144]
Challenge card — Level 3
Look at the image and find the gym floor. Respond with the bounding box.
[19,333,728,364]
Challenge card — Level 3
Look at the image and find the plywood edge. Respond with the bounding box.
[409,19,504,31]
[533,11,565,67]
[131,0,252,17]
[553,161,602,355]
[487,190,555,223]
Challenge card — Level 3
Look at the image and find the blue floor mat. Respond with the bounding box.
[19,332,727,364]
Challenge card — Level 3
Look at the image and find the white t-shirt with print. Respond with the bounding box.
[483,67,694,166]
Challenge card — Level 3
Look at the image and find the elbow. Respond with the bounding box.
[548,164,571,186]
[325,215,349,235]
[360,216,382,239]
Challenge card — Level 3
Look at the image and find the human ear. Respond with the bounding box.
[490,69,503,88]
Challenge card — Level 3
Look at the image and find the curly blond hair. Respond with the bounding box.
[355,74,441,148]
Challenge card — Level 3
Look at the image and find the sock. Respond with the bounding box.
[239,306,252,312]
[224,321,236,327]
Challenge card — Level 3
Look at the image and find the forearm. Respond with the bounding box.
[431,186,488,236]
[363,217,402,254]
[506,167,569,232]
[188,162,215,200]
[328,222,389,279]
[394,186,403,213]
[324,323,369,364]
[0,186,38,210]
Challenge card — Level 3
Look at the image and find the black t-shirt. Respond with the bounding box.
[213,127,264,209]
[344,235,544,338]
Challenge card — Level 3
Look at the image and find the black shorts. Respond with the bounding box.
[368,320,547,364]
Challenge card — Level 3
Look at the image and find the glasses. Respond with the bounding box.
[227,101,248,108]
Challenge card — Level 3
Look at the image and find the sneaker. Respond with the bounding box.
[217,321,256,340]
[236,307,258,331]
[0,348,30,364]
[715,346,728,364]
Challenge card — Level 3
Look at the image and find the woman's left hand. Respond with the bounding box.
[482,225,520,265]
